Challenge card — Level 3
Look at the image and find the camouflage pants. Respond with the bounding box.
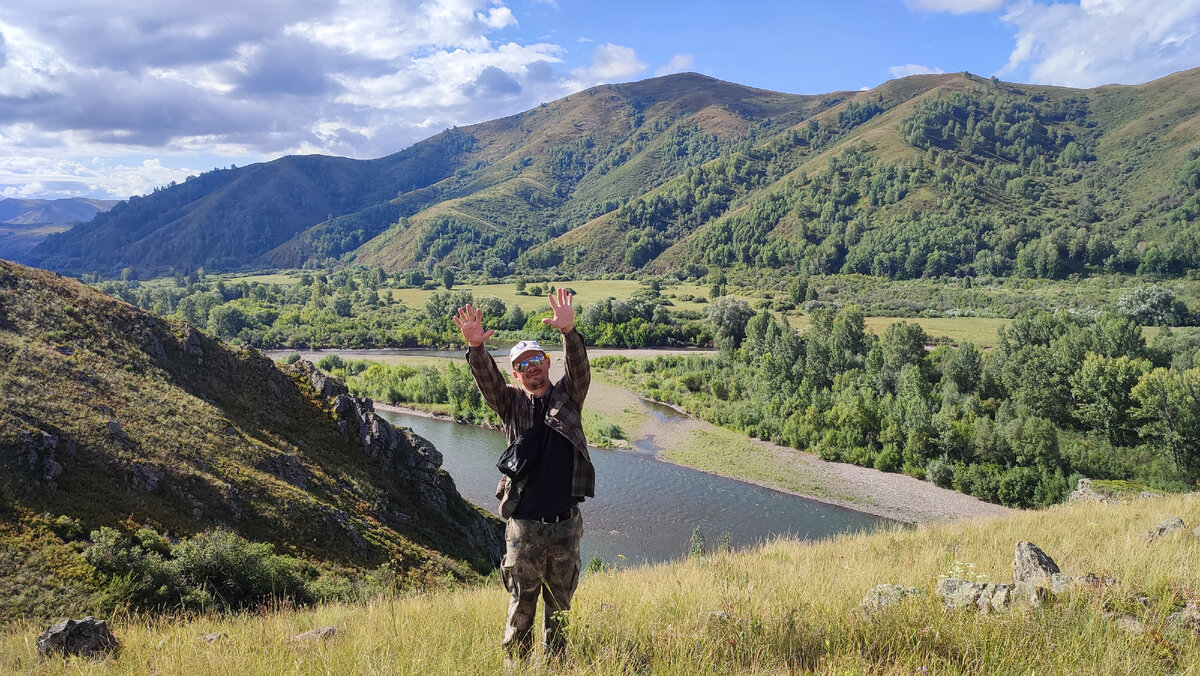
[500,509,583,658]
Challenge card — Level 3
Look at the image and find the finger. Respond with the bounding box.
[475,306,484,322]
[541,317,551,325]
[453,314,463,328]
[482,329,495,341]
[546,291,557,308]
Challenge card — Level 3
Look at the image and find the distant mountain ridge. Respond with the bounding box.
[0,197,117,260]
[22,68,1200,280]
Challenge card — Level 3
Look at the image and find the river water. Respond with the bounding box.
[377,409,888,567]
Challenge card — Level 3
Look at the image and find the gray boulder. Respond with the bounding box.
[855,584,925,615]
[36,617,119,658]
[1013,541,1060,586]
[936,579,1046,612]
[1146,517,1185,543]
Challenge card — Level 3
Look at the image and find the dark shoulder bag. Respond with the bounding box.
[497,399,547,479]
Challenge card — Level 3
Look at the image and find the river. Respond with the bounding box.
[377,408,889,567]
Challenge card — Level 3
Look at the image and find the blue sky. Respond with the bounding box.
[1,0,1199,201]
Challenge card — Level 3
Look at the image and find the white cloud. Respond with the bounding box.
[570,43,646,86]
[0,0,591,198]
[0,150,204,200]
[998,0,1200,87]
[889,64,946,78]
[655,53,694,77]
[906,0,1004,13]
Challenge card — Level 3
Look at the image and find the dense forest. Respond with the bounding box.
[597,302,1200,508]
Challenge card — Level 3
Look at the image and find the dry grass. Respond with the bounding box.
[5,495,1198,674]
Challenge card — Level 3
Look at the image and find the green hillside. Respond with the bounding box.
[0,261,503,622]
[21,69,1200,282]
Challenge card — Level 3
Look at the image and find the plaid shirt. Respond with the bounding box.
[466,328,594,517]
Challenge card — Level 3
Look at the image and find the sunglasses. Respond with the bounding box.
[515,354,547,372]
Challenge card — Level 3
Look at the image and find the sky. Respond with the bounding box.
[2,0,1200,201]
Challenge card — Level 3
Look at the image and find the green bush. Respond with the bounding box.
[82,527,361,613]
[316,354,345,372]
[926,458,955,488]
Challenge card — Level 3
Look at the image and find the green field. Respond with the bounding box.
[385,279,715,313]
[226,272,302,285]
[788,314,1013,347]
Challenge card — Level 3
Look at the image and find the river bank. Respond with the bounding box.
[373,395,1012,526]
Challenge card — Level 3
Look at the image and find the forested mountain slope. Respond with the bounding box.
[24,73,839,277]
[22,68,1200,280]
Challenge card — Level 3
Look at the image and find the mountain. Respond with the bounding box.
[0,260,503,620]
[23,69,1200,280]
[23,73,843,277]
[0,198,117,259]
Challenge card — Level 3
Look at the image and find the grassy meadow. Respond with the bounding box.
[5,494,1197,674]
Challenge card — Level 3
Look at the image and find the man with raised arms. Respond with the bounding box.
[454,288,595,662]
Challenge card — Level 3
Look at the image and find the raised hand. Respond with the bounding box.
[454,303,494,347]
[541,288,575,334]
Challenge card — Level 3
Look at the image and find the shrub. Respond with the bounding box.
[316,354,345,372]
[926,458,955,488]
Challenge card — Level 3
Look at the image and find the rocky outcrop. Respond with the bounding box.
[16,428,72,491]
[256,452,309,490]
[936,579,1047,612]
[289,359,503,567]
[1067,478,1113,504]
[1145,517,1185,543]
[36,617,119,658]
[854,584,925,615]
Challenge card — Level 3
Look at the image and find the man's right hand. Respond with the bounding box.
[453,304,494,347]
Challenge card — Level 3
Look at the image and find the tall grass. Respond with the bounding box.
[5,495,1198,674]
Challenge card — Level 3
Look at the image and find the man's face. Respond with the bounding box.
[512,351,550,392]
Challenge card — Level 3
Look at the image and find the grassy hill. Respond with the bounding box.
[3,493,1196,673]
[0,261,503,622]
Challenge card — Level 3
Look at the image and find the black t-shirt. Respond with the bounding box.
[511,395,581,520]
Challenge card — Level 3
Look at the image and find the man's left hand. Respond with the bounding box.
[542,288,575,334]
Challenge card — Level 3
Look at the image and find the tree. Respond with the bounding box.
[1132,367,1200,476]
[502,304,527,331]
[944,341,983,394]
[1118,286,1185,326]
[1070,353,1150,445]
[207,304,247,338]
[442,269,456,290]
[706,296,754,346]
[425,290,474,322]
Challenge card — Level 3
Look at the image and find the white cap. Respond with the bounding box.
[508,340,546,366]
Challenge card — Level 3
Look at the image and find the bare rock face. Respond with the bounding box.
[256,452,309,490]
[1013,541,1061,585]
[288,359,503,567]
[18,428,68,490]
[36,617,120,658]
[1146,517,1185,543]
[936,579,1018,613]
